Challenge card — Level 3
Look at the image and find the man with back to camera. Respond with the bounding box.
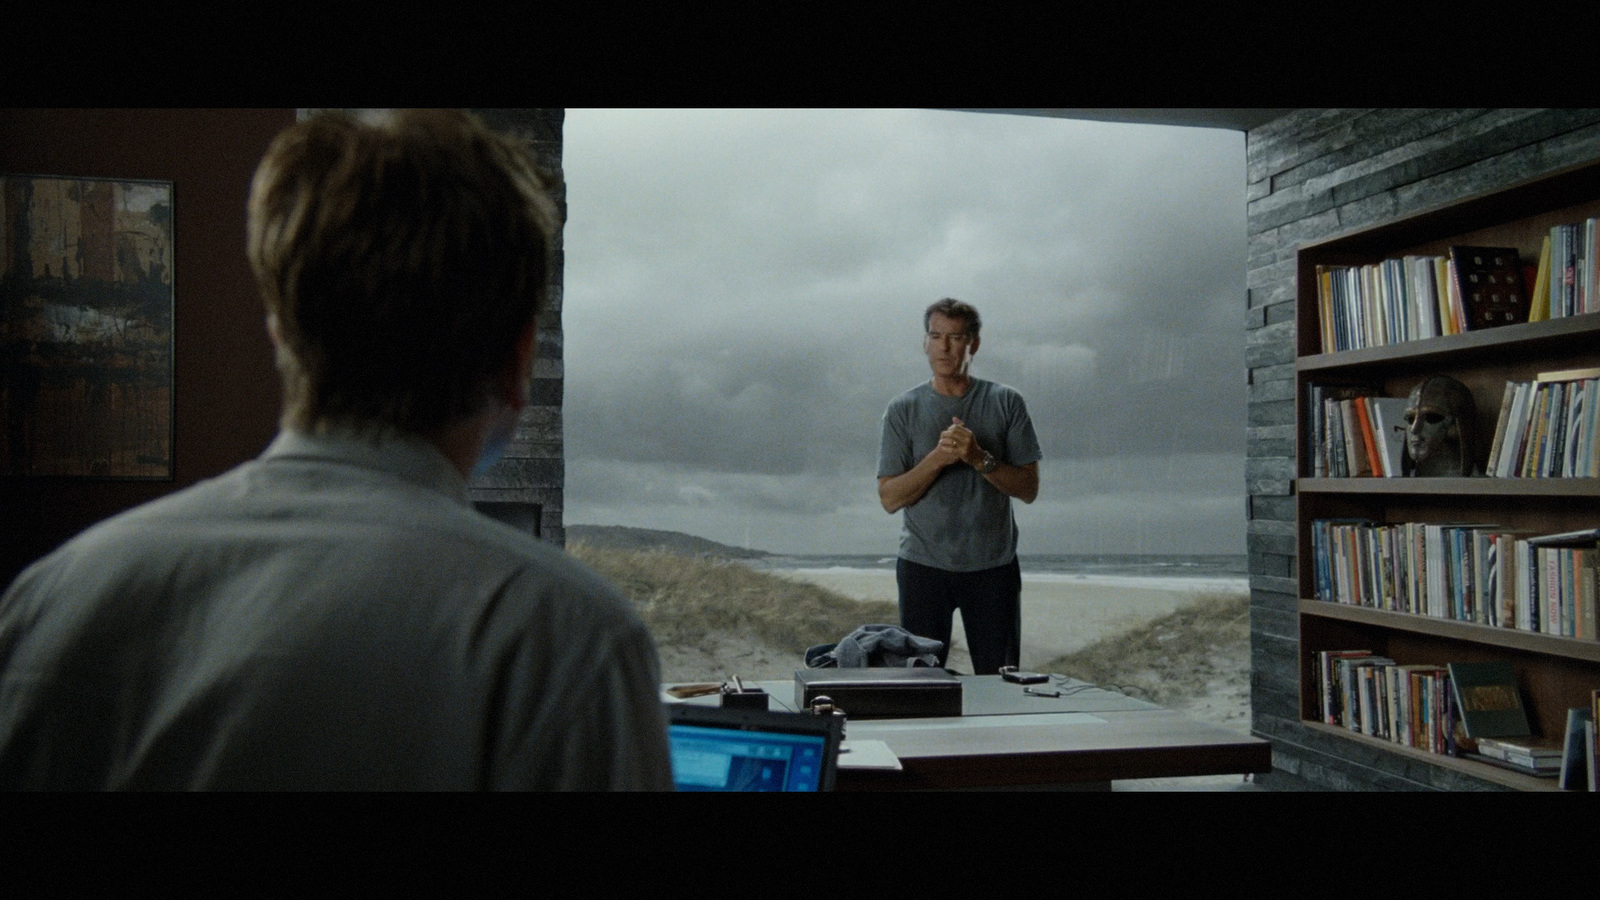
[0,109,673,790]
[877,298,1042,675]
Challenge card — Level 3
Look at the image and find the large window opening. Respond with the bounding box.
[561,108,1248,715]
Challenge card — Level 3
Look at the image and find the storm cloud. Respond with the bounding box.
[562,109,1246,555]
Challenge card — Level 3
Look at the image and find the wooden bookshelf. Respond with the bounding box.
[1294,160,1600,791]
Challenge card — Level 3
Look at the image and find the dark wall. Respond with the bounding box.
[1242,109,1600,790]
[1,108,296,586]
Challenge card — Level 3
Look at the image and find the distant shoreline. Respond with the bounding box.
[770,565,1249,594]
[567,524,1248,589]
[764,566,1248,595]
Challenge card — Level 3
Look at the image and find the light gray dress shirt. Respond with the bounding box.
[0,429,672,790]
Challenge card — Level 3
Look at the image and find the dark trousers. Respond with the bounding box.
[896,556,1021,675]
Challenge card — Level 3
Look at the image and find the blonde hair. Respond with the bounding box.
[247,109,559,434]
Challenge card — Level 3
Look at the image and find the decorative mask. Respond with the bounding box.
[1402,375,1479,477]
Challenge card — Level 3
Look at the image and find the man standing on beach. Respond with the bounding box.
[0,110,672,790]
[877,298,1042,674]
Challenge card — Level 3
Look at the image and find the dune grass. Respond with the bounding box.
[569,542,1249,711]
[568,543,899,656]
[1039,591,1249,707]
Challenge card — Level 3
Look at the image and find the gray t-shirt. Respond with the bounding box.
[877,379,1042,572]
[0,429,672,791]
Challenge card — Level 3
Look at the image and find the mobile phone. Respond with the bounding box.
[1000,666,1048,685]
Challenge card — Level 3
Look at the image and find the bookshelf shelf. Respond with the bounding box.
[1294,159,1600,790]
[1296,312,1600,376]
[1298,477,1600,497]
[1300,600,1600,664]
[1299,721,1559,791]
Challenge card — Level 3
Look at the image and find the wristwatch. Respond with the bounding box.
[977,451,998,474]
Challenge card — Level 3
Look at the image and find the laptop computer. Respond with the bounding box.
[664,702,843,792]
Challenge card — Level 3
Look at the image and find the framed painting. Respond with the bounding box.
[1,173,174,478]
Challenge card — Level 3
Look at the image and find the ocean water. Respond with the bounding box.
[748,553,1249,593]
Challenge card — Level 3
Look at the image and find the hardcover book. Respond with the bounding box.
[1447,660,1531,740]
[1476,735,1562,763]
[1449,246,1529,330]
[1465,752,1559,777]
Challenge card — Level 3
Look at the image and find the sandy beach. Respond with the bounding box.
[771,566,1247,673]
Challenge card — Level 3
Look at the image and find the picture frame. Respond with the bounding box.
[1,173,174,479]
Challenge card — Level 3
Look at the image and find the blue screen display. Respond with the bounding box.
[668,724,829,791]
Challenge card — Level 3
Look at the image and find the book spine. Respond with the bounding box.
[1486,381,1516,477]
[1545,547,1560,635]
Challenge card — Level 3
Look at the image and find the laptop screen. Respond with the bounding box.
[665,703,841,792]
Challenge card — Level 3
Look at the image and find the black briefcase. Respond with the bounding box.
[794,667,963,719]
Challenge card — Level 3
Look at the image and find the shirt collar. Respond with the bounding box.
[261,427,470,505]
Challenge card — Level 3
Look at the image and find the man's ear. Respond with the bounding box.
[501,317,538,410]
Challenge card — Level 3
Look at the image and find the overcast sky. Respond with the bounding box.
[561,109,1247,557]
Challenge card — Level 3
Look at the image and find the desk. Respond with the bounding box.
[674,675,1271,791]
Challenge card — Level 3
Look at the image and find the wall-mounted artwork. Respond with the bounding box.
[1,174,174,478]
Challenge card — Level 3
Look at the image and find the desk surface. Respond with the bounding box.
[671,674,1270,791]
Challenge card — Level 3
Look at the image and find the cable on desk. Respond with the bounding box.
[1046,674,1151,700]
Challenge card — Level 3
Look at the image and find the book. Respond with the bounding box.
[1587,718,1597,792]
[1528,234,1551,322]
[1447,661,1531,740]
[1588,218,1600,315]
[1341,398,1372,477]
[1436,256,1458,334]
[1471,729,1561,776]
[1354,396,1382,477]
[1554,224,1573,317]
[1366,396,1411,478]
[1450,246,1528,330]
[1535,366,1600,383]
[1476,735,1563,761]
[1592,689,1600,792]
[1484,381,1517,477]
[1560,707,1593,790]
[1465,752,1559,778]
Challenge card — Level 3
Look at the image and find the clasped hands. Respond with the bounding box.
[933,416,987,470]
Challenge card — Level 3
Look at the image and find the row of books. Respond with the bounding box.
[1310,520,1599,638]
[1484,368,1600,478]
[1313,246,1530,353]
[1312,222,1600,355]
[1314,254,1464,353]
[1305,384,1409,478]
[1312,657,1598,786]
[1534,217,1600,319]
[1312,650,1457,752]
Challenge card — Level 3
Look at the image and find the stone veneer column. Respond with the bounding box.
[464,108,567,546]
[298,108,567,546]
